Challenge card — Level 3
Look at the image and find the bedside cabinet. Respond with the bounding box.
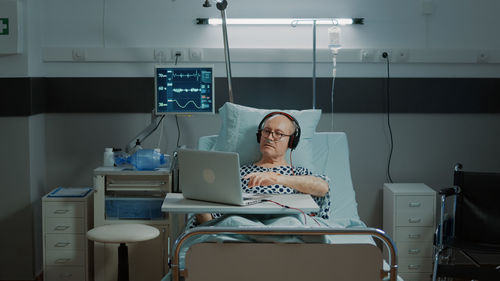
[93,167,171,281]
[42,189,94,281]
[383,183,436,281]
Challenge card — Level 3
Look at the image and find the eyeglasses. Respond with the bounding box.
[260,128,293,141]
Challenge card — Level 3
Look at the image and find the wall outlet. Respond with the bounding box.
[171,48,188,62]
[378,49,392,62]
[477,52,489,63]
[394,49,409,62]
[189,48,203,61]
[360,49,375,62]
[154,48,170,62]
[72,48,85,61]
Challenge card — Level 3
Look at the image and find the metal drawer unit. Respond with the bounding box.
[42,189,94,281]
[93,167,171,281]
[383,183,436,281]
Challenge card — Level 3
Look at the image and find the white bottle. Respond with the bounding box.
[103,148,114,167]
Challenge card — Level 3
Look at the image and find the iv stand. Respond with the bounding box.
[292,19,319,110]
[312,20,317,109]
[216,0,234,103]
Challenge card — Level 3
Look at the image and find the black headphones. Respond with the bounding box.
[256,111,301,150]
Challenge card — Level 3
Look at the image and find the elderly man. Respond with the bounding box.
[195,112,330,225]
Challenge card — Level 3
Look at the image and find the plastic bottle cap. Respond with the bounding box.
[105,148,113,152]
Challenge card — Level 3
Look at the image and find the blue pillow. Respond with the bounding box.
[214,103,321,171]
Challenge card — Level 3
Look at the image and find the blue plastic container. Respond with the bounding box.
[128,149,168,170]
[105,197,164,220]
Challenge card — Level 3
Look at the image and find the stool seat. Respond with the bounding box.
[87,224,160,281]
[87,223,160,243]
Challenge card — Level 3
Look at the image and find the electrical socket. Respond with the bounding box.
[378,49,392,62]
[394,49,409,62]
[477,52,489,63]
[171,48,188,62]
[154,48,170,62]
[360,49,375,62]
[72,48,85,61]
[189,48,203,62]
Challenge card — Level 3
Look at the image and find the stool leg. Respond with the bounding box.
[118,243,129,281]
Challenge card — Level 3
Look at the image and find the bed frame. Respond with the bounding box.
[165,132,400,281]
[171,227,398,281]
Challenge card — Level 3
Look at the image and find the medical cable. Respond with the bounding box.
[330,52,338,131]
[157,114,165,149]
[175,115,181,148]
[328,26,341,131]
[383,52,394,183]
[262,199,321,226]
[262,199,307,224]
[289,149,296,176]
[174,53,180,65]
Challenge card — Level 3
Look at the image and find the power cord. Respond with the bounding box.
[174,52,181,65]
[382,52,394,183]
[261,199,321,226]
[175,115,181,148]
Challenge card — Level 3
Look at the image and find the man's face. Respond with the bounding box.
[259,115,295,158]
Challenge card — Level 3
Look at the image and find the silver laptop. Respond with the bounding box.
[178,149,267,206]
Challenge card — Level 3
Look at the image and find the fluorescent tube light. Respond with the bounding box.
[196,18,364,26]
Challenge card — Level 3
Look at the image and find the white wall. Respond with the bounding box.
[0,117,34,280]
[3,0,500,78]
[36,0,500,78]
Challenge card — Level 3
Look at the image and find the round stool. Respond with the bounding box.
[87,224,160,281]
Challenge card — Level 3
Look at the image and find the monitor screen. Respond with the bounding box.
[154,65,215,115]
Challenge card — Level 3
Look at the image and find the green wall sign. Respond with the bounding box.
[0,18,9,35]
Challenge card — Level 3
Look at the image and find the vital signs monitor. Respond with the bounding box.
[155,65,215,115]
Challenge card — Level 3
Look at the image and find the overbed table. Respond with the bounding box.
[161,193,320,250]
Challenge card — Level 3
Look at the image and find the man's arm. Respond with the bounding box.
[243,172,329,197]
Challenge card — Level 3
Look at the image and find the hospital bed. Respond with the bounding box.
[163,130,400,281]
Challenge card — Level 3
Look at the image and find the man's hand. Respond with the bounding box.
[243,172,281,188]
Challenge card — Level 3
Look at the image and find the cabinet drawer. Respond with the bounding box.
[45,234,85,250]
[396,227,434,242]
[45,202,84,218]
[396,195,433,213]
[399,258,433,273]
[46,250,84,266]
[397,241,433,258]
[396,210,434,227]
[46,266,85,281]
[396,196,434,227]
[45,218,84,234]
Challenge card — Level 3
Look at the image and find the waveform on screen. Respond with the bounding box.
[172,88,202,93]
[171,72,202,80]
[167,99,204,109]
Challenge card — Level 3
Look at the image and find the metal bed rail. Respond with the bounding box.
[171,226,398,281]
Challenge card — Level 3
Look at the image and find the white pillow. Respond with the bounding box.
[214,102,321,171]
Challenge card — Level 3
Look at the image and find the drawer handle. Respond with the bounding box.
[54,242,70,247]
[408,218,422,224]
[408,248,421,255]
[409,202,422,207]
[408,234,421,239]
[59,273,73,278]
[408,264,421,270]
[54,209,69,214]
[55,258,71,264]
[54,225,70,231]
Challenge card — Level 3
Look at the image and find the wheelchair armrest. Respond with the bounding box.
[439,186,459,196]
